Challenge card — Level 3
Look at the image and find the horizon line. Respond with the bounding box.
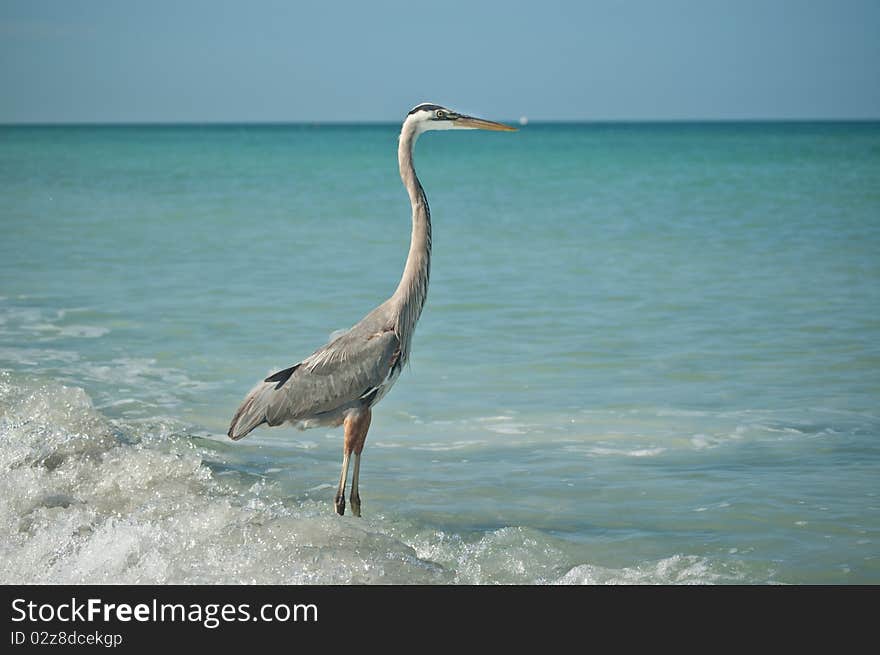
[2,117,880,128]
[0,115,880,127]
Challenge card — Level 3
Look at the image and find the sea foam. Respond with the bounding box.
[4,375,683,584]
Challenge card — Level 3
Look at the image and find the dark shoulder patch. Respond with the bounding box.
[360,386,381,407]
[264,364,300,390]
[389,345,402,375]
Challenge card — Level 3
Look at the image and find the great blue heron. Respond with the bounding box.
[227,103,516,516]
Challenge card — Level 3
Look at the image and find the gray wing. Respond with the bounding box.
[228,326,400,440]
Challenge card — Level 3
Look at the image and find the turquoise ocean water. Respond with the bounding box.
[1,121,878,583]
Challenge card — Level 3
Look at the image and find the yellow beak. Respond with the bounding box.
[455,115,518,131]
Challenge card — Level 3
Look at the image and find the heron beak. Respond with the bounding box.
[455,115,518,131]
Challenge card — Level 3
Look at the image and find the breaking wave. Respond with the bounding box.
[0,373,746,584]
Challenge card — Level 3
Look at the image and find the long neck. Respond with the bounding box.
[391,122,431,361]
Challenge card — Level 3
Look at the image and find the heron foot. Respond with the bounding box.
[350,493,361,518]
[334,494,345,516]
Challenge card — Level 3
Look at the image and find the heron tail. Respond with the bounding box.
[227,364,300,440]
[228,365,300,440]
[227,383,269,440]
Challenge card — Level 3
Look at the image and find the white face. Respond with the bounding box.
[405,105,461,134]
[403,103,516,137]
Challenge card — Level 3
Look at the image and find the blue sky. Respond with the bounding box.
[1,0,878,122]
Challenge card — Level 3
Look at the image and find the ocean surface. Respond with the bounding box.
[1,121,878,584]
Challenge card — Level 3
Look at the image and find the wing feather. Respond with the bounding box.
[227,328,400,440]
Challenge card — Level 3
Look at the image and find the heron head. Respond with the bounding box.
[404,103,517,134]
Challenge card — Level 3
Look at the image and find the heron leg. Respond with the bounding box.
[344,408,372,518]
[350,454,362,517]
[334,451,350,516]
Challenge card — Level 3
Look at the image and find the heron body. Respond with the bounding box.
[227,103,515,515]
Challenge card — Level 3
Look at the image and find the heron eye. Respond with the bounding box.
[435,110,445,119]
